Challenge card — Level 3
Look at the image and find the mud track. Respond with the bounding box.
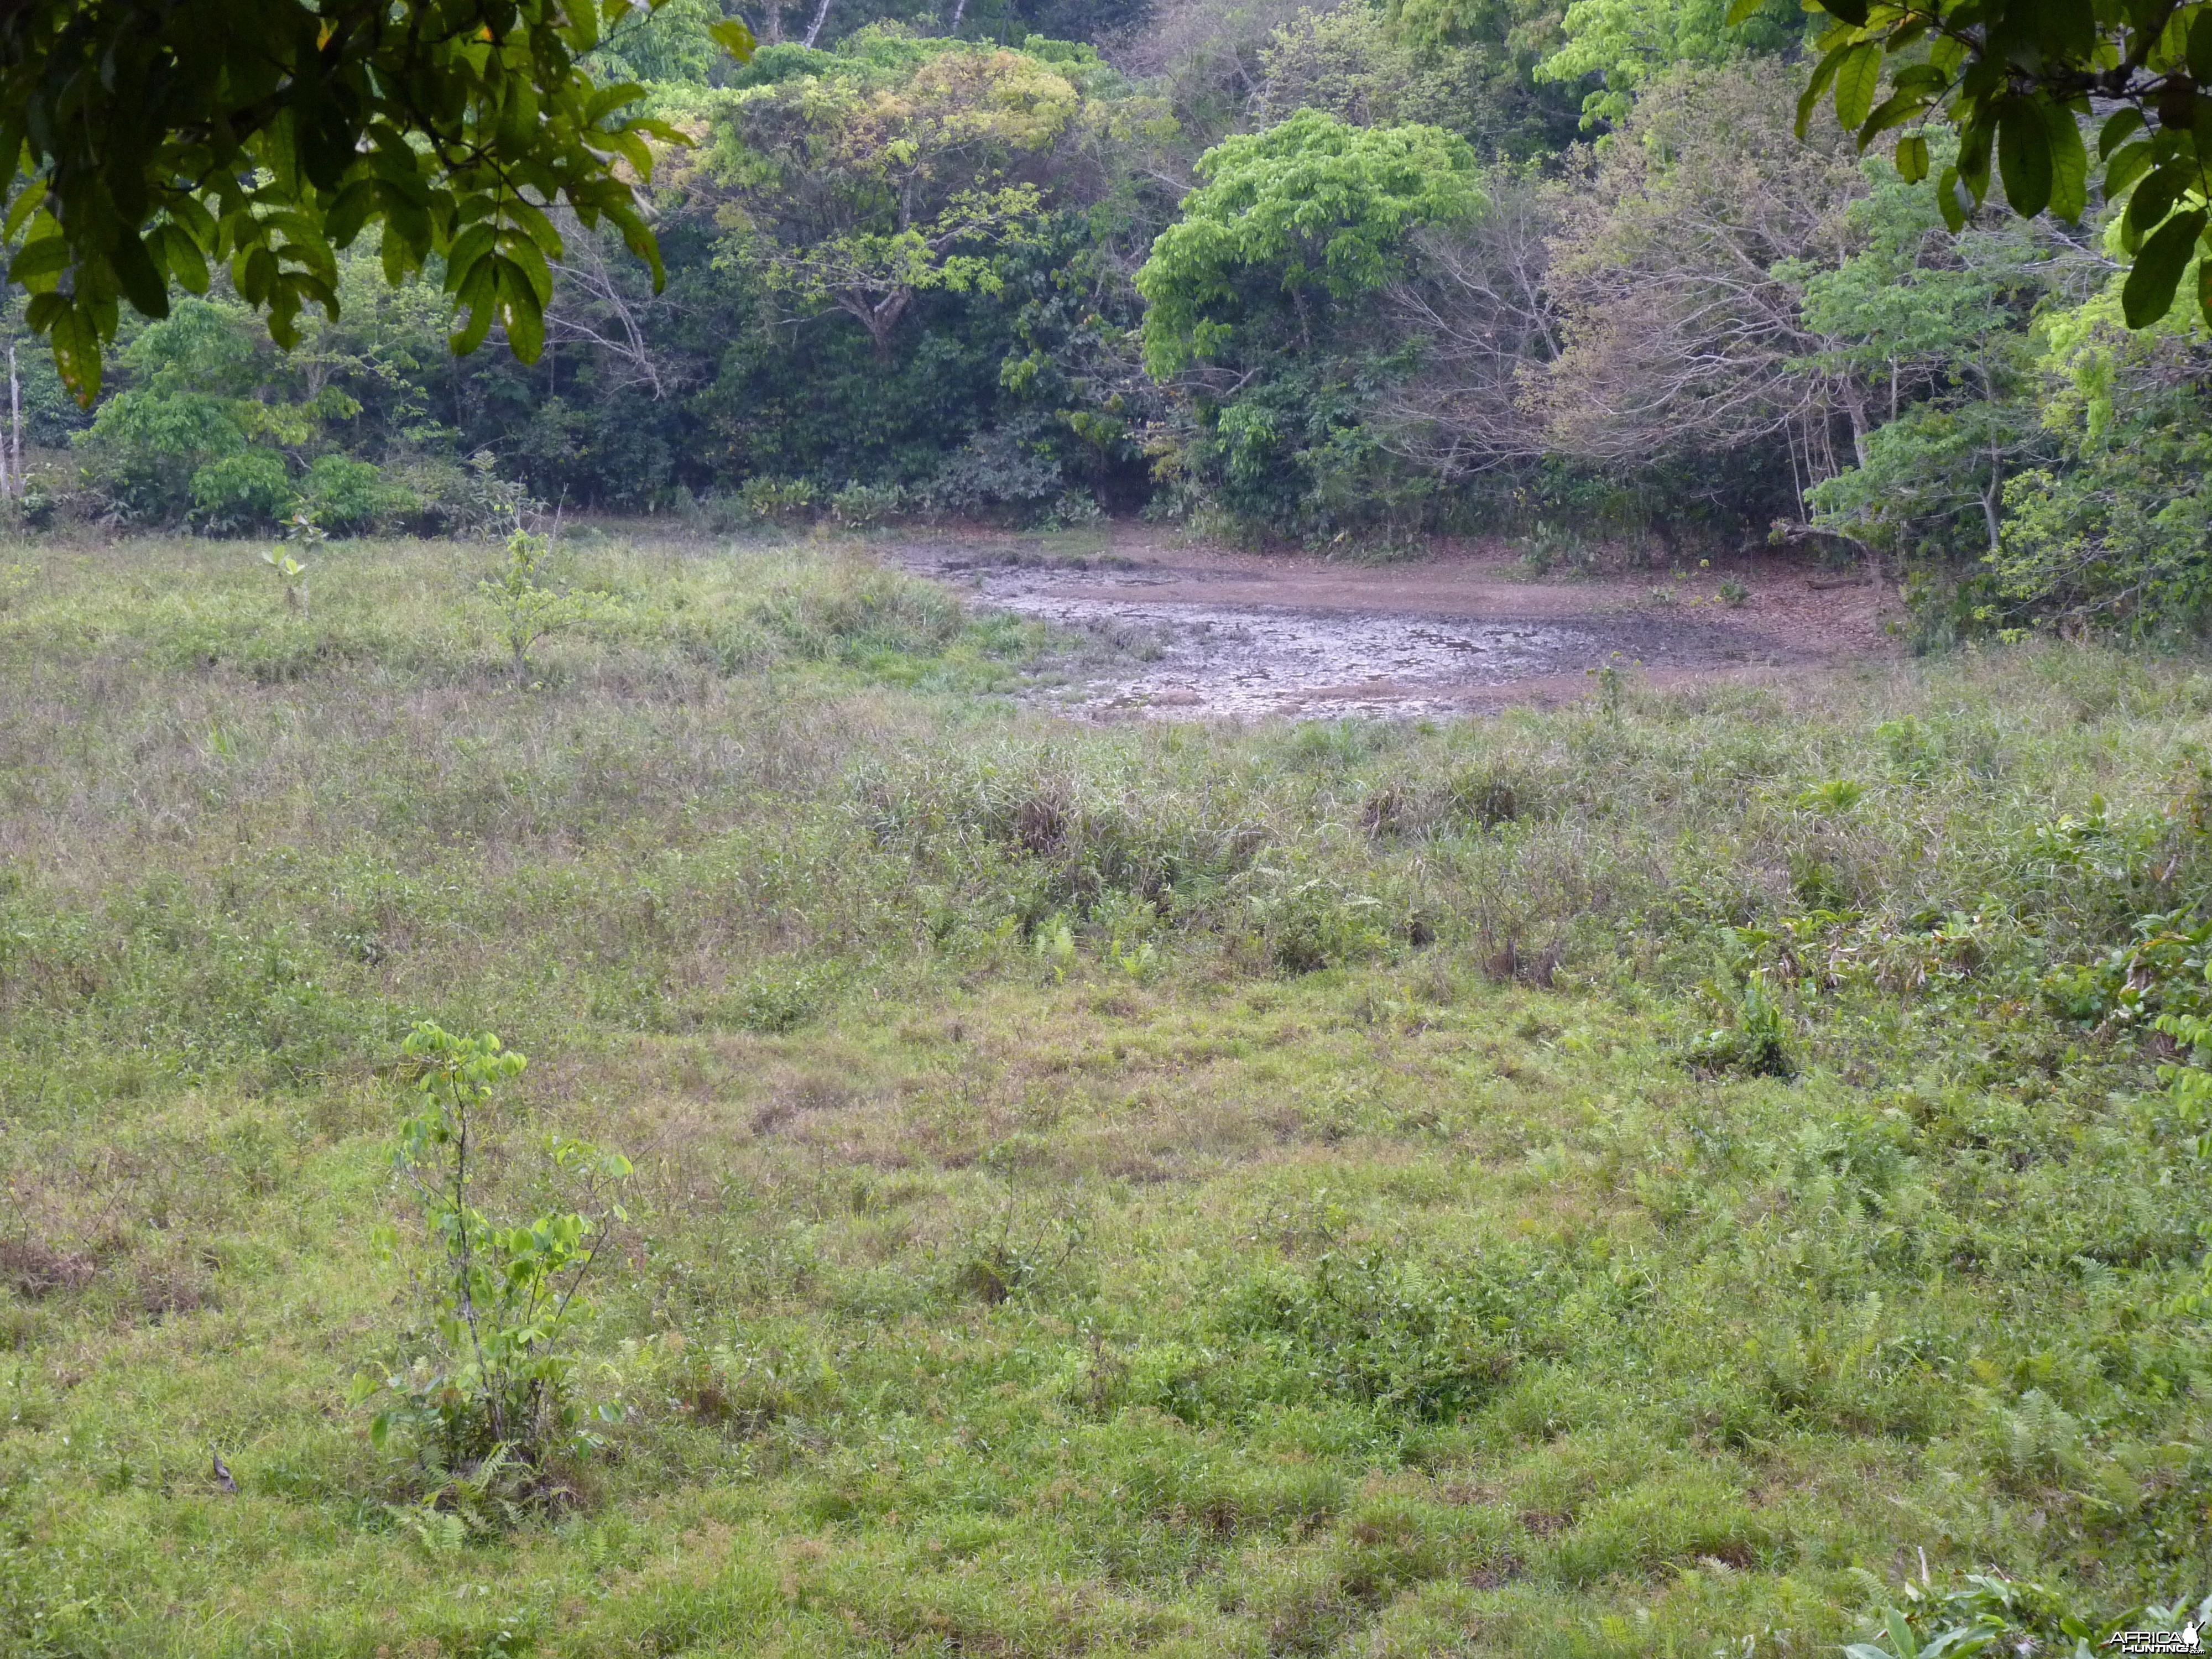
[895,528,1898,722]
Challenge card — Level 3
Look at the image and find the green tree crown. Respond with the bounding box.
[1135,110,1482,379]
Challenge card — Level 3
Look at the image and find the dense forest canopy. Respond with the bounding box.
[8,0,2212,638]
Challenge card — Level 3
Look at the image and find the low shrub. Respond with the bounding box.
[830,481,906,529]
[304,454,408,533]
[1224,1250,1538,1421]
[738,476,820,523]
[189,448,296,533]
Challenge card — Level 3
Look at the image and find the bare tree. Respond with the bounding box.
[1532,64,1871,497]
[545,221,681,400]
[1110,0,1323,175]
[1375,171,1565,476]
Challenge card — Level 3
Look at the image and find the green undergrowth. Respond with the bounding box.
[2,533,2210,1656]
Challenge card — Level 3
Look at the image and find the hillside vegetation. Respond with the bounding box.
[1,532,2209,1655]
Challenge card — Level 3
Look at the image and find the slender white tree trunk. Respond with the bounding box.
[1981,447,2004,554]
[802,0,832,48]
[4,342,18,503]
[1842,388,1871,471]
[947,0,967,30]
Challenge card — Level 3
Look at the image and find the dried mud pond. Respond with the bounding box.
[898,530,1876,721]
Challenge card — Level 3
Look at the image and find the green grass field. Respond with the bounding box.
[2,531,2209,1657]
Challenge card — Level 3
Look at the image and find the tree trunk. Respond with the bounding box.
[1980,446,2004,554]
[1974,366,2004,554]
[4,342,17,503]
[839,289,911,361]
[946,0,967,29]
[802,0,832,48]
[1842,388,1871,471]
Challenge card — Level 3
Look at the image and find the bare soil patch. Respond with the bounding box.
[894,525,1901,719]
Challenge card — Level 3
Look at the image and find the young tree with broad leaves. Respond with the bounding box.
[1799,145,2088,562]
[1134,109,1482,534]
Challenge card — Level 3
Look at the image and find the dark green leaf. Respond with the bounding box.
[2129,161,2186,236]
[1835,43,1884,133]
[606,203,667,292]
[49,303,100,403]
[154,223,208,294]
[2,186,44,241]
[6,233,68,285]
[1896,131,1930,182]
[500,289,545,363]
[2104,138,2156,199]
[503,197,565,261]
[2099,106,2146,158]
[2192,9,2212,82]
[2033,0,2096,60]
[167,194,216,246]
[1957,112,1995,194]
[2045,100,2089,221]
[500,234,554,307]
[1889,64,1950,96]
[324,179,377,248]
[1798,42,1851,139]
[1858,91,1930,148]
[1936,164,1969,232]
[2121,207,2205,326]
[444,223,498,291]
[1996,98,2053,217]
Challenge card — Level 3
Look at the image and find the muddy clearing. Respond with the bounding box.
[896,528,1893,721]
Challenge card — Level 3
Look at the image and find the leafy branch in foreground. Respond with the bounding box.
[351,1022,632,1494]
[1779,0,2212,330]
[0,0,754,403]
